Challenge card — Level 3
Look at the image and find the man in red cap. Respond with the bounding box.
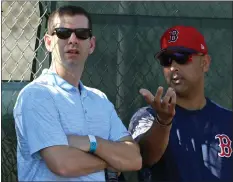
[127,25,233,181]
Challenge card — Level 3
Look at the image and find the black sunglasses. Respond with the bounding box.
[157,52,194,67]
[52,28,92,40]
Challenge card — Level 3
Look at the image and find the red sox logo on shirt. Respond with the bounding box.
[215,134,232,158]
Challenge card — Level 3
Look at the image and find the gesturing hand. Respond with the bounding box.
[139,86,176,125]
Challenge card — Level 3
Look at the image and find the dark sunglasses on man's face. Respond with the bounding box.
[157,52,194,67]
[52,28,92,40]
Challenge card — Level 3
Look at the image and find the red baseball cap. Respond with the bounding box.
[155,25,208,58]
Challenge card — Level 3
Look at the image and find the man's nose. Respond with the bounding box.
[68,32,79,44]
[170,60,179,72]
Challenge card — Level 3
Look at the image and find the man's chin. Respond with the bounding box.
[65,59,82,66]
[173,88,191,98]
[169,84,186,95]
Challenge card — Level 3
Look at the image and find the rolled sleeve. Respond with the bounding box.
[128,107,155,142]
[19,86,68,157]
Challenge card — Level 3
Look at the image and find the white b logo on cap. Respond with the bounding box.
[168,30,179,42]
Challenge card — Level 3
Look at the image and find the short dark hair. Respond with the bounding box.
[47,5,92,35]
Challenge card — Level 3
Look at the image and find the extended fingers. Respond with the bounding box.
[139,87,176,114]
[139,88,154,105]
[154,86,163,109]
[161,87,175,109]
[168,90,176,113]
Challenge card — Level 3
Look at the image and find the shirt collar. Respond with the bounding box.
[41,69,87,96]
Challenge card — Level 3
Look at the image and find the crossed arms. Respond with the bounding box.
[19,87,142,177]
[41,135,141,177]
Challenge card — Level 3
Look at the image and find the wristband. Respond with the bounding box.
[156,114,172,127]
[88,135,97,153]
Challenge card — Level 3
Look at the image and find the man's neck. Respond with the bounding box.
[50,62,83,87]
[176,93,206,111]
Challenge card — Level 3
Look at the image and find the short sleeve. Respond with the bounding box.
[108,105,131,141]
[128,106,155,142]
[14,85,68,158]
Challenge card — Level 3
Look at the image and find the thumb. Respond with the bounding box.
[139,88,154,105]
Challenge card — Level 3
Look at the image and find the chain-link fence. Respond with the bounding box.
[1,1,232,181]
[2,1,50,181]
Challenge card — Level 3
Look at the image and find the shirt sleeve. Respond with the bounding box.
[14,85,68,158]
[108,104,131,141]
[128,106,155,142]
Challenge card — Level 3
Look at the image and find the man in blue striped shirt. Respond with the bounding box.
[13,5,142,181]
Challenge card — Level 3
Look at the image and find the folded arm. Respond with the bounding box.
[68,135,142,172]
[17,87,112,177]
[40,145,107,177]
[18,87,141,178]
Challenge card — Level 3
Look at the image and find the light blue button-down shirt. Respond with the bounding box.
[13,69,130,181]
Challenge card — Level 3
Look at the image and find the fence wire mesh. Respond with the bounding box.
[2,1,47,81]
[1,1,232,181]
[1,1,50,181]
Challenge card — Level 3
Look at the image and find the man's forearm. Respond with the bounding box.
[139,120,172,166]
[68,135,142,171]
[41,146,107,177]
[95,137,142,171]
[68,136,118,172]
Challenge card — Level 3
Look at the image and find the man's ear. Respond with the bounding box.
[44,34,53,52]
[201,54,211,73]
[88,36,96,55]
